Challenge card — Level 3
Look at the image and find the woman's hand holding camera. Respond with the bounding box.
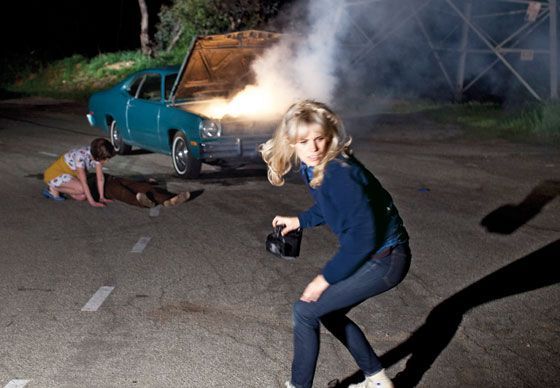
[272,216,300,236]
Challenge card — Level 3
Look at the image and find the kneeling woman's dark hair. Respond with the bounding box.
[90,138,116,161]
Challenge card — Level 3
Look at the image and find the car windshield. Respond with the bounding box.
[165,73,178,100]
[128,76,144,97]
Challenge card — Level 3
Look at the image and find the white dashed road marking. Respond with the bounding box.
[131,236,151,253]
[4,380,30,388]
[81,286,115,312]
[39,151,58,157]
[149,205,161,218]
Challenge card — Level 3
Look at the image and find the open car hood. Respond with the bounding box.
[171,30,281,102]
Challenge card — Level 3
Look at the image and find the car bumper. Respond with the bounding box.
[86,113,95,127]
[200,135,268,161]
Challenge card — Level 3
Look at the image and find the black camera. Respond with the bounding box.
[266,225,303,259]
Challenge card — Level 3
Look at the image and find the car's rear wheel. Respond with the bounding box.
[110,120,132,155]
[172,132,201,179]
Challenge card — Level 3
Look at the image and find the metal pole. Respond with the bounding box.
[350,0,434,65]
[435,7,548,93]
[550,0,558,99]
[456,0,472,101]
[414,12,455,94]
[446,0,543,101]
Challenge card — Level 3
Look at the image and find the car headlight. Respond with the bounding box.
[199,119,222,139]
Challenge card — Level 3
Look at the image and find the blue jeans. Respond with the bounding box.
[290,243,411,388]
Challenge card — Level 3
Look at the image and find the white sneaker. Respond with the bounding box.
[284,381,296,388]
[163,191,190,207]
[348,369,394,388]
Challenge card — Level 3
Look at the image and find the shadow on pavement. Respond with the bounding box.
[127,148,152,155]
[188,189,204,201]
[196,166,267,185]
[0,110,91,135]
[0,88,28,100]
[480,180,560,234]
[334,239,560,388]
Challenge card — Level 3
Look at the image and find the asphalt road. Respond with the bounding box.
[0,98,559,388]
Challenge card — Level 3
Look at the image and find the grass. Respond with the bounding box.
[394,100,560,146]
[503,102,560,144]
[3,50,183,102]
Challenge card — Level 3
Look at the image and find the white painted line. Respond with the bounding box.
[149,205,161,218]
[4,380,30,388]
[81,286,115,312]
[131,236,151,253]
[39,151,58,157]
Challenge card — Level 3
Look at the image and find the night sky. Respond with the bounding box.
[2,0,170,61]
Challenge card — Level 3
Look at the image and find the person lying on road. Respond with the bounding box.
[87,173,190,208]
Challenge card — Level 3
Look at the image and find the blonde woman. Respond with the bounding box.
[261,100,411,388]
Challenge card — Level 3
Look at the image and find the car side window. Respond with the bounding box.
[164,74,177,100]
[128,76,144,97]
[138,74,162,101]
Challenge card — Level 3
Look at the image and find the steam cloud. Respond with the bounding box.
[250,0,349,112]
[256,0,555,108]
[202,0,350,119]
[205,0,554,120]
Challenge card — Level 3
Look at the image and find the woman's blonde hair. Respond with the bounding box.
[260,100,352,187]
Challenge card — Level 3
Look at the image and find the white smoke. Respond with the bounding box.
[250,0,349,113]
[201,0,351,119]
[200,0,550,121]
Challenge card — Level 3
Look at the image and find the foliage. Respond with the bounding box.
[2,0,291,90]
[154,0,287,53]
[3,50,182,101]
[3,0,291,100]
[211,0,285,31]
[154,0,242,56]
[0,53,46,86]
[501,102,560,143]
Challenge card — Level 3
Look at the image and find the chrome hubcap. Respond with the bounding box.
[111,124,121,149]
[174,139,187,172]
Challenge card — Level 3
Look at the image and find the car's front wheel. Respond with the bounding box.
[172,132,201,179]
[110,120,132,155]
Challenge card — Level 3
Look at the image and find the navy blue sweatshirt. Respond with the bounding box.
[297,155,408,284]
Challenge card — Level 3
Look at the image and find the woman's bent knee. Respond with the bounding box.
[293,300,320,328]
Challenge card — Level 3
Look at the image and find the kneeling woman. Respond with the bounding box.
[43,138,116,207]
[260,100,411,388]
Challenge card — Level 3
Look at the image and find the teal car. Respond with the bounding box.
[87,30,280,178]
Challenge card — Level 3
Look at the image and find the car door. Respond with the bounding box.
[126,73,162,149]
